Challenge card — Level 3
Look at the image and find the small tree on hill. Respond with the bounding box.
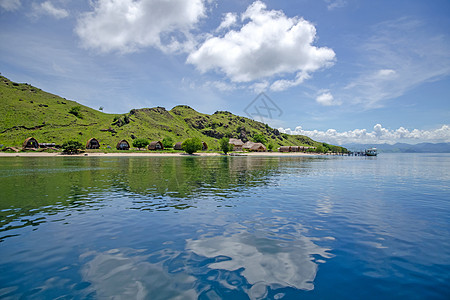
[182,138,202,154]
[268,143,274,152]
[133,138,149,150]
[219,137,231,154]
[253,133,267,145]
[162,137,174,149]
[62,140,84,154]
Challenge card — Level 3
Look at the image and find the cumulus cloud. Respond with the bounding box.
[279,124,450,145]
[0,0,21,11]
[187,1,335,89]
[316,91,340,106]
[75,0,207,53]
[32,1,69,19]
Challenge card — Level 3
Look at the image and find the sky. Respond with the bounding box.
[1,0,449,145]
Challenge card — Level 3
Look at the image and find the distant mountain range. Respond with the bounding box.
[343,142,450,153]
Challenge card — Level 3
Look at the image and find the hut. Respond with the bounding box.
[116,140,130,150]
[229,138,244,151]
[242,141,255,151]
[279,146,291,152]
[291,146,300,152]
[86,138,100,149]
[23,137,39,149]
[173,142,183,150]
[202,141,208,151]
[243,141,266,152]
[249,142,267,152]
[148,141,164,150]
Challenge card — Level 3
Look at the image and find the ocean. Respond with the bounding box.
[0,153,449,299]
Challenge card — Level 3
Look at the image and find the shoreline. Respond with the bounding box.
[0,151,318,158]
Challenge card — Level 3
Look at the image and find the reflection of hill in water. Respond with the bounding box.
[1,157,315,238]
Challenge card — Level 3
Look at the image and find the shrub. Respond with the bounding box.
[62,140,84,154]
[132,138,149,150]
[68,106,83,118]
[219,137,231,154]
[162,137,174,149]
[268,143,274,151]
[182,138,202,154]
[253,133,267,145]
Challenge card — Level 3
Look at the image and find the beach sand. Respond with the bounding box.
[0,151,316,157]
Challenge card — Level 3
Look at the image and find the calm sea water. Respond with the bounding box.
[0,154,449,299]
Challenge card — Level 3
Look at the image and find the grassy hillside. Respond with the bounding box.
[0,75,346,152]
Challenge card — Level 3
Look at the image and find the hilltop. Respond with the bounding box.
[0,75,346,152]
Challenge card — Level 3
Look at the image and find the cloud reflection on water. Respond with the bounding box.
[186,218,333,297]
[80,248,197,300]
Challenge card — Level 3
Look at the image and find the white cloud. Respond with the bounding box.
[216,12,237,32]
[75,0,207,53]
[279,124,450,145]
[324,0,347,11]
[316,91,340,106]
[342,18,450,108]
[377,69,396,78]
[32,1,69,19]
[187,1,335,89]
[0,0,21,11]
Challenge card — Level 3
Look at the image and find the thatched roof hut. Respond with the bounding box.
[173,142,183,150]
[229,138,244,151]
[249,142,266,152]
[242,141,255,150]
[291,146,300,152]
[148,141,164,150]
[116,140,130,150]
[243,141,266,152]
[23,137,39,149]
[202,141,208,151]
[86,138,100,149]
[279,146,291,152]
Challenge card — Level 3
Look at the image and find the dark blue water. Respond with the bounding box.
[0,154,449,299]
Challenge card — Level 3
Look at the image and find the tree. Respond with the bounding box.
[315,144,325,153]
[182,138,202,154]
[253,133,267,145]
[267,143,274,152]
[162,137,174,149]
[133,138,149,150]
[219,137,231,154]
[62,140,84,154]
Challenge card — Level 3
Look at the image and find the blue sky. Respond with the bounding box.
[1,0,449,144]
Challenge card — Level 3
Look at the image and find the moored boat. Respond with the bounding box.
[365,148,377,156]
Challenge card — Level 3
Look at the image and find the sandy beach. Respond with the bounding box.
[0,151,316,157]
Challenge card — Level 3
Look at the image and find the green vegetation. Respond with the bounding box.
[219,137,231,154]
[182,138,202,154]
[61,140,84,154]
[162,136,174,149]
[253,133,267,145]
[0,75,347,153]
[132,138,149,150]
[68,106,83,118]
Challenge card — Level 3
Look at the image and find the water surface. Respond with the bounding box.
[0,154,449,299]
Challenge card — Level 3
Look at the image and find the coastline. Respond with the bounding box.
[0,151,317,157]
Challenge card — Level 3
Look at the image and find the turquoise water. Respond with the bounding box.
[0,154,449,299]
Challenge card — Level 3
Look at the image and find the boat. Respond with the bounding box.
[365,148,377,156]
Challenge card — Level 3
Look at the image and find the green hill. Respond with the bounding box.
[0,75,346,152]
